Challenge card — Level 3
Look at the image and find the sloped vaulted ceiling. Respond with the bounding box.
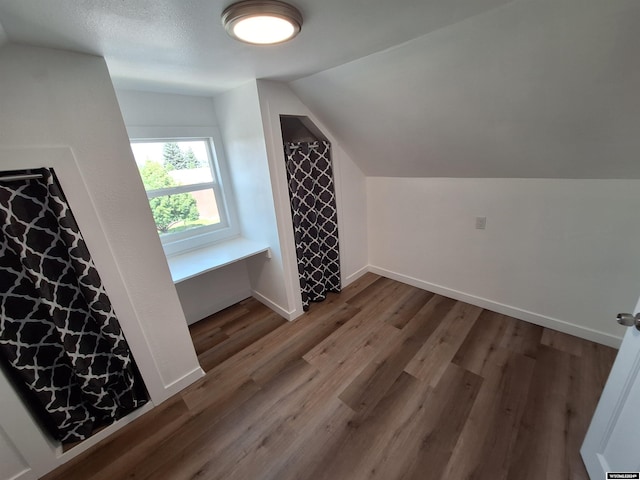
[290,0,640,178]
[1,0,638,178]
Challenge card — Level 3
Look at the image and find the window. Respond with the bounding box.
[130,132,238,256]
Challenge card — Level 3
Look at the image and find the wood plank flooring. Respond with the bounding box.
[43,274,617,480]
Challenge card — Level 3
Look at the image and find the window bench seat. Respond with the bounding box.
[167,237,270,284]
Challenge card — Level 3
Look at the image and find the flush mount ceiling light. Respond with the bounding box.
[222,0,303,45]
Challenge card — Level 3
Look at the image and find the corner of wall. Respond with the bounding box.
[212,81,294,317]
[256,80,369,300]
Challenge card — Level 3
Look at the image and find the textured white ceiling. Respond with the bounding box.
[0,0,514,95]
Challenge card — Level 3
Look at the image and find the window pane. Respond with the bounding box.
[148,189,221,237]
[131,140,213,186]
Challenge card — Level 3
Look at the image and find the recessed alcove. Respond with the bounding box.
[280,115,328,143]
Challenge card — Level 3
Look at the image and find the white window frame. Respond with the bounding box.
[128,126,240,256]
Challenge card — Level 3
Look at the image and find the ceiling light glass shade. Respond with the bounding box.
[222,0,303,45]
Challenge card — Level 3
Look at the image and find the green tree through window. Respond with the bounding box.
[162,142,183,171]
[183,147,204,169]
[130,137,236,255]
[162,142,206,170]
[140,161,199,233]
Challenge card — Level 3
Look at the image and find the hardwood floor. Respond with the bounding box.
[43,274,617,480]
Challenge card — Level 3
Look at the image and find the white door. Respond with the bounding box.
[581,296,640,478]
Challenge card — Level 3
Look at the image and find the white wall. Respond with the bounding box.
[115,89,220,127]
[368,177,640,347]
[212,82,293,317]
[0,44,202,478]
[256,80,369,317]
[115,89,253,323]
[175,262,252,323]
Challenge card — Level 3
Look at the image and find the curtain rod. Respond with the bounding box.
[0,173,44,182]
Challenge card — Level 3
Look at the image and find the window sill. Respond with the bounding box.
[167,237,270,284]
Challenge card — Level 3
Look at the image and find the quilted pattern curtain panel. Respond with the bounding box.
[284,141,341,310]
[0,168,147,444]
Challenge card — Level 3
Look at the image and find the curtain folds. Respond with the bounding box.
[0,168,147,444]
[284,141,341,310]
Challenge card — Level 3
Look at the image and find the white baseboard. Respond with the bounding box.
[9,468,35,480]
[343,265,370,287]
[369,265,622,349]
[251,289,301,321]
[50,401,155,468]
[253,265,371,320]
[163,366,206,397]
[36,365,204,477]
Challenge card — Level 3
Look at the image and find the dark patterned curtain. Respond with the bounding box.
[284,141,341,310]
[0,168,147,444]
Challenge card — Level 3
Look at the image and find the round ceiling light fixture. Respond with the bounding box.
[222,0,303,45]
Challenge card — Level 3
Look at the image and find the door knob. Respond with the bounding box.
[616,313,640,331]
